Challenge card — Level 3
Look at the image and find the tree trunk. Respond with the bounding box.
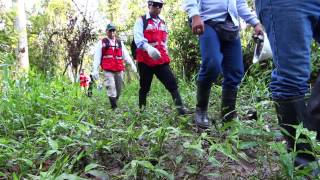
[14,0,29,73]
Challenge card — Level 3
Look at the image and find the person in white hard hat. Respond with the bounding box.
[92,23,137,110]
[133,0,189,115]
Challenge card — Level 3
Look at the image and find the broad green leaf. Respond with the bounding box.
[154,168,174,180]
[238,141,258,149]
[208,156,222,167]
[186,165,198,174]
[85,163,99,172]
[12,173,19,180]
[17,158,33,167]
[136,160,154,170]
[48,138,58,150]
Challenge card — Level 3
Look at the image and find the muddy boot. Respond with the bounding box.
[194,81,212,129]
[171,89,188,115]
[221,89,238,122]
[109,97,117,110]
[275,97,315,167]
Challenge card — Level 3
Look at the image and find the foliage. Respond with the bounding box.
[0,72,319,179]
[27,0,97,78]
[0,0,320,179]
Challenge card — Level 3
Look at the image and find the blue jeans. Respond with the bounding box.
[198,24,244,90]
[255,0,320,100]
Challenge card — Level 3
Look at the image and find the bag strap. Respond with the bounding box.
[142,15,148,30]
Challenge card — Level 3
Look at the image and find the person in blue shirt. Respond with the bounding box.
[255,0,320,169]
[183,0,263,129]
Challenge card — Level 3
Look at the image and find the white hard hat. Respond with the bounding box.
[147,0,164,4]
[253,32,273,63]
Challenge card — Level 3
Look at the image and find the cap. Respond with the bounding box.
[106,23,116,31]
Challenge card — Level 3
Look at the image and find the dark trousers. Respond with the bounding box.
[138,62,178,107]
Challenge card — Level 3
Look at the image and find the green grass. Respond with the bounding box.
[0,71,319,180]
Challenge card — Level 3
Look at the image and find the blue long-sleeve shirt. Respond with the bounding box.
[183,0,259,26]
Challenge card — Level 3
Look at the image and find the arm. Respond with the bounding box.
[133,16,161,60]
[121,41,137,72]
[236,0,259,26]
[91,40,102,79]
[183,0,204,35]
[182,0,200,19]
[237,0,263,36]
[133,17,148,49]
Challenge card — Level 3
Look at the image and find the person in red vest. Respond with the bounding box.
[91,23,137,110]
[79,69,90,89]
[133,0,188,115]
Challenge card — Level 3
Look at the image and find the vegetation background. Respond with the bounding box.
[0,0,320,179]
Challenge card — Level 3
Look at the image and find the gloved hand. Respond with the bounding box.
[145,44,161,60]
[91,70,99,80]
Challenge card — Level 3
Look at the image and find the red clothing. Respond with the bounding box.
[100,38,125,72]
[136,18,170,66]
[80,72,89,87]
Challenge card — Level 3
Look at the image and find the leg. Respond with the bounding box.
[256,0,319,166]
[138,63,153,109]
[104,71,117,109]
[114,71,124,101]
[198,24,223,84]
[308,74,320,139]
[308,11,320,138]
[154,64,188,115]
[220,38,244,122]
[193,24,223,128]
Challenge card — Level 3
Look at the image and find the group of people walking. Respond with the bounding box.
[88,0,320,174]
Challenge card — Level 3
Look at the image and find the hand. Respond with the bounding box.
[191,15,204,35]
[91,70,99,80]
[145,44,161,60]
[253,23,263,36]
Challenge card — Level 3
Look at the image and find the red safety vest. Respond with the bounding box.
[136,17,170,66]
[80,73,89,87]
[100,38,125,72]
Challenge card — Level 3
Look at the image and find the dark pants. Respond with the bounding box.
[138,62,179,107]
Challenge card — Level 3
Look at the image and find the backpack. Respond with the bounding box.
[131,15,148,59]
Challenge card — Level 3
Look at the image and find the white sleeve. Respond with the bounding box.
[133,17,149,50]
[92,41,102,73]
[121,41,136,70]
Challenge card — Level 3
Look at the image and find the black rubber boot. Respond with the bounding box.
[109,97,117,110]
[170,90,188,115]
[139,91,147,109]
[221,89,238,122]
[194,81,212,129]
[308,74,320,140]
[274,97,315,167]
